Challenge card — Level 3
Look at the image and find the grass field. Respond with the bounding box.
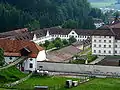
[10,76,120,90]
[12,76,79,90]
[0,66,27,84]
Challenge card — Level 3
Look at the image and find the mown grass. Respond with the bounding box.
[10,77,120,90]
[13,76,79,90]
[0,66,27,84]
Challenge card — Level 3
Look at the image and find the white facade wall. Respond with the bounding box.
[23,58,37,71]
[36,50,47,62]
[115,40,120,55]
[33,35,53,44]
[4,57,18,64]
[92,36,115,55]
[33,30,90,44]
[4,50,46,71]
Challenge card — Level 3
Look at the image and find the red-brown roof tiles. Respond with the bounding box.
[0,39,44,58]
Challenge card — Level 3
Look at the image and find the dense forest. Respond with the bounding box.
[0,0,105,32]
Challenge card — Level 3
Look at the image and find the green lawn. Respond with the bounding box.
[0,66,27,85]
[62,78,120,90]
[8,77,120,90]
[11,76,79,90]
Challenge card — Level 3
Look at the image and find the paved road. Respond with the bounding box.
[89,56,105,64]
[37,62,120,76]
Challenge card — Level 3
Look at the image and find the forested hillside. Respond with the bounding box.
[0,0,104,32]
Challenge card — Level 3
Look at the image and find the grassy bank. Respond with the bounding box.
[0,66,27,84]
[9,77,120,90]
[12,76,79,90]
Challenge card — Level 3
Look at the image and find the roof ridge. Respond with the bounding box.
[106,25,116,36]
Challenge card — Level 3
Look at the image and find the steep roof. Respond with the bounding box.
[74,29,94,36]
[0,39,44,58]
[32,29,47,38]
[0,28,28,37]
[92,29,114,36]
[48,28,71,35]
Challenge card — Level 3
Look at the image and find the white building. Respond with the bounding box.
[92,28,120,55]
[31,28,93,44]
[0,39,46,72]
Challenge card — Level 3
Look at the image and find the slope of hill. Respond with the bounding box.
[0,66,27,84]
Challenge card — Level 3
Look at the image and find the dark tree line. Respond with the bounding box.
[0,0,105,32]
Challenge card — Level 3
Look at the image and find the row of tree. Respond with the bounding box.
[0,0,106,32]
[42,36,76,50]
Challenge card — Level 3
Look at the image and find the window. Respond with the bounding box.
[109,40,111,43]
[104,50,106,53]
[29,63,33,68]
[99,50,101,53]
[94,50,96,53]
[99,45,101,47]
[104,40,106,43]
[30,58,33,61]
[104,36,106,38]
[115,51,117,53]
[109,45,111,48]
[104,45,106,48]
[109,36,111,38]
[94,40,96,42]
[109,51,111,54]
[115,45,117,48]
[99,40,101,42]
[9,57,12,60]
[94,44,96,47]
[72,32,74,34]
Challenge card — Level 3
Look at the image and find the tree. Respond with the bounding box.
[0,0,96,32]
[62,39,69,46]
[25,20,40,31]
[44,40,50,49]
[0,48,4,66]
[62,19,79,29]
[54,38,63,49]
[69,36,77,44]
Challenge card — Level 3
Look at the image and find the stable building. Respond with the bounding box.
[0,39,46,72]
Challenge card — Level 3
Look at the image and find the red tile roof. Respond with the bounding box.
[0,39,44,58]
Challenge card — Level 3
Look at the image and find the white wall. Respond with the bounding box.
[115,40,120,55]
[33,35,53,44]
[24,58,37,71]
[36,50,46,62]
[92,36,115,55]
[4,57,18,64]
[33,30,90,44]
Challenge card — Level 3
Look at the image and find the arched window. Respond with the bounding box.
[29,63,33,68]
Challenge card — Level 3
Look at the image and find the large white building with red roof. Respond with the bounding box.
[0,39,46,72]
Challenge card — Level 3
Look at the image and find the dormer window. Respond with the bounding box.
[72,32,74,34]
[30,58,33,61]
[9,57,12,60]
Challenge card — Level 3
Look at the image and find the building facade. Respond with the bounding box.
[0,39,47,72]
[32,28,93,44]
[92,29,120,55]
